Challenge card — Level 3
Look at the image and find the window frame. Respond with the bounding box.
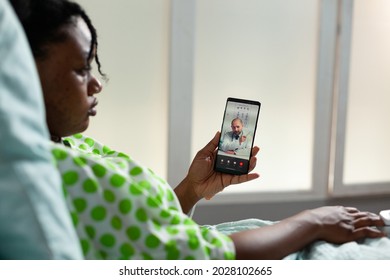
[331,0,390,197]
[168,0,390,205]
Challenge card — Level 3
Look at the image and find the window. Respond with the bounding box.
[192,0,318,194]
[332,0,390,196]
[170,0,390,203]
[81,0,390,203]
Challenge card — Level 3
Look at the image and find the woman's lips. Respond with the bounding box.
[88,99,98,116]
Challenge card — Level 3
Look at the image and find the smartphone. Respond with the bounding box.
[214,97,261,175]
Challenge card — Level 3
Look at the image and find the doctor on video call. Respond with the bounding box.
[219,117,253,157]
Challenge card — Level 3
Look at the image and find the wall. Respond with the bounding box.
[75,0,390,225]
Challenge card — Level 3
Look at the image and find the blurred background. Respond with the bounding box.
[76,0,390,224]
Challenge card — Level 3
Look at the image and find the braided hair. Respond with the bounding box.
[10,0,106,79]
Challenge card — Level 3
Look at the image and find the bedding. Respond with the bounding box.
[208,218,390,259]
[0,0,82,259]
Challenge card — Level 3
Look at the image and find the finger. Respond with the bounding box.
[248,147,260,172]
[353,227,387,239]
[345,207,359,213]
[230,173,260,186]
[353,215,385,228]
[248,155,257,172]
[350,211,379,219]
[251,146,260,157]
[350,211,383,223]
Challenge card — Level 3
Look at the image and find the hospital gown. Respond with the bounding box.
[50,134,235,260]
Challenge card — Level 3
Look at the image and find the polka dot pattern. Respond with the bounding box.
[51,134,235,260]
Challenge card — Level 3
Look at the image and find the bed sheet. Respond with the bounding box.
[205,218,390,260]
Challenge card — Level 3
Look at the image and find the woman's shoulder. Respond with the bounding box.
[63,134,116,157]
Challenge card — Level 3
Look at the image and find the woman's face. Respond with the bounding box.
[36,16,102,138]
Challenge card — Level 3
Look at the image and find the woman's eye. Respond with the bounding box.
[76,65,92,76]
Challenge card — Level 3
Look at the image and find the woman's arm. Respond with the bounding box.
[230,206,386,259]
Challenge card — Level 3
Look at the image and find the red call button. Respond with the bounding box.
[239,162,243,166]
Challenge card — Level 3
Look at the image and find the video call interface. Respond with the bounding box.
[215,99,260,174]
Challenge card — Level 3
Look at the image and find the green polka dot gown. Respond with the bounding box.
[51,134,235,260]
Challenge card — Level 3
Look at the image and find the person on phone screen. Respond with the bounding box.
[219,118,252,157]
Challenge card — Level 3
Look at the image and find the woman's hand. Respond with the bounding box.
[188,131,259,200]
[174,132,260,213]
[231,206,386,260]
[306,206,386,243]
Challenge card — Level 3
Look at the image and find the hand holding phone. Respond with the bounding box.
[214,97,261,175]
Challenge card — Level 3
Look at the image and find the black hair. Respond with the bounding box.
[10,0,106,79]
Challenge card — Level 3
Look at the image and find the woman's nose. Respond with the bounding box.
[88,75,103,95]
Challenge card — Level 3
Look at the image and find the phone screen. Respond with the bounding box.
[214,97,261,175]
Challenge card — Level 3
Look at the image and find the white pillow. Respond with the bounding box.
[0,0,83,259]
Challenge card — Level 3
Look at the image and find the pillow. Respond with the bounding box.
[0,0,82,259]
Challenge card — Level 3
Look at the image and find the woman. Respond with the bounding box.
[10,0,386,260]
